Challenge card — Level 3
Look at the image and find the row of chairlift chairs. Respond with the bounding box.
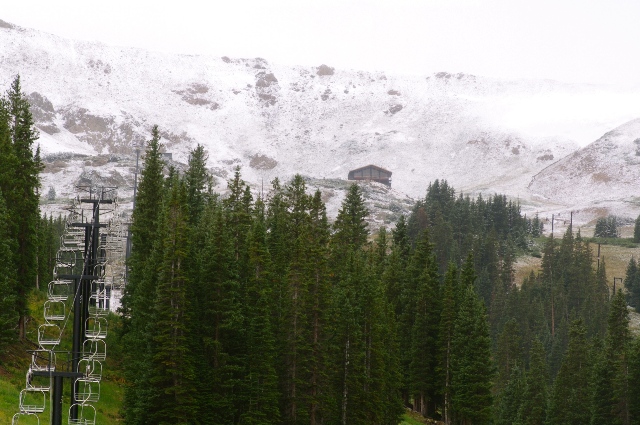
[13,188,126,425]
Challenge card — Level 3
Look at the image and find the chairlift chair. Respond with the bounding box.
[11,412,40,425]
[25,370,51,392]
[37,324,61,348]
[68,403,96,425]
[18,388,46,413]
[78,359,103,381]
[47,280,70,302]
[85,317,108,339]
[82,339,107,361]
[74,377,100,403]
[29,350,56,372]
[43,300,66,322]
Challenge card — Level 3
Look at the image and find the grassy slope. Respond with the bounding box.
[0,291,124,424]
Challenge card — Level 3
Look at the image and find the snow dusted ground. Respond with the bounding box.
[2,18,640,227]
[529,119,640,223]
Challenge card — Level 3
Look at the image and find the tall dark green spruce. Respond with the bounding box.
[184,144,212,225]
[624,258,640,312]
[0,76,41,339]
[517,338,549,425]
[494,318,524,425]
[37,213,62,291]
[305,189,332,425]
[408,229,441,418]
[150,176,197,425]
[121,126,166,425]
[326,251,359,425]
[450,285,494,425]
[0,189,18,349]
[332,183,369,254]
[195,196,241,425]
[494,366,525,425]
[328,182,398,425]
[240,200,281,425]
[122,126,165,320]
[438,262,461,425]
[629,337,640,425]
[358,234,402,425]
[280,175,313,425]
[591,291,632,425]
[549,319,592,425]
[382,216,411,406]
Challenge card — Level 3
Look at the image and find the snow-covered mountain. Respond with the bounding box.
[2,18,640,226]
[529,119,640,218]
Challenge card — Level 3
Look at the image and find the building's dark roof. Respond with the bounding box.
[349,164,392,175]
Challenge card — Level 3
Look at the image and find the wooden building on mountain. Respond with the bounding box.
[348,165,392,187]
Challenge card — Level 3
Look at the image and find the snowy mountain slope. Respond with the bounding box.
[2,18,640,225]
[529,119,640,217]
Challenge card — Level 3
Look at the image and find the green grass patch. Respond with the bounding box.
[0,289,125,424]
[0,376,21,424]
[584,237,638,248]
[399,409,435,424]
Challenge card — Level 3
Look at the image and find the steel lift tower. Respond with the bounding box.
[12,186,126,425]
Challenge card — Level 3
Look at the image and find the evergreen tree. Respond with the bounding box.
[1,75,42,339]
[184,144,212,225]
[122,125,165,320]
[495,318,523,392]
[381,215,412,407]
[280,175,313,425]
[240,200,281,425]
[634,214,640,243]
[195,197,242,425]
[624,258,640,312]
[326,252,366,425]
[36,214,59,291]
[150,176,197,424]
[549,319,592,425]
[224,167,253,265]
[591,291,632,425]
[451,285,494,425]
[383,215,410,321]
[495,366,525,425]
[0,189,18,349]
[121,126,166,424]
[628,337,640,425]
[408,230,441,417]
[360,244,402,425]
[595,216,620,238]
[518,338,548,425]
[332,183,369,253]
[438,262,460,425]
[306,189,331,425]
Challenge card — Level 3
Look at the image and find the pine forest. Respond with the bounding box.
[1,76,640,425]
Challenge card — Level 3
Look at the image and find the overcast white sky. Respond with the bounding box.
[3,0,640,86]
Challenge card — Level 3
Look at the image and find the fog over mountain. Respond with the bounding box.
[2,18,640,227]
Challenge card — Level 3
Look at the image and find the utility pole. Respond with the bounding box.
[570,211,573,231]
[613,277,623,295]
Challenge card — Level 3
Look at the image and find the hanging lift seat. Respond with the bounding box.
[43,300,66,322]
[11,412,40,425]
[37,324,61,348]
[68,403,96,425]
[18,388,46,413]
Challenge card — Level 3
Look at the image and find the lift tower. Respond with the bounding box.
[13,186,125,425]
